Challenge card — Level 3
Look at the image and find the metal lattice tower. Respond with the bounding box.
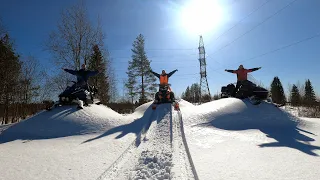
[198,35,211,103]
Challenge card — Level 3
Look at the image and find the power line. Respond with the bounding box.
[110,53,198,60]
[114,33,320,79]
[206,0,272,48]
[109,0,239,53]
[207,0,299,58]
[211,32,320,71]
[108,48,197,51]
[113,59,197,63]
[206,64,226,76]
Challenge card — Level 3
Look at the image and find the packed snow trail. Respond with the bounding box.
[171,108,199,180]
[97,103,197,180]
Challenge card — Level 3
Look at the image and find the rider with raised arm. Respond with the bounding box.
[225,65,261,97]
[150,69,178,86]
[150,69,178,102]
[62,64,99,106]
[62,64,99,88]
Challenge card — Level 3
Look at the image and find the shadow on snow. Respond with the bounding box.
[194,100,320,156]
[0,106,84,144]
[82,104,171,146]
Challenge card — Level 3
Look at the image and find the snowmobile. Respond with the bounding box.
[154,84,174,103]
[152,84,179,110]
[47,81,100,110]
[221,80,269,104]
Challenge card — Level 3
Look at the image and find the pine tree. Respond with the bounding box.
[190,83,201,103]
[88,44,109,104]
[290,84,301,106]
[270,76,286,105]
[304,79,316,106]
[181,86,191,102]
[181,83,201,103]
[0,34,21,124]
[127,34,156,103]
[125,73,137,104]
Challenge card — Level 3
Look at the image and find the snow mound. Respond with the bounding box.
[0,104,128,143]
[132,101,154,116]
[183,98,302,128]
[177,99,195,108]
[181,99,320,180]
[183,98,320,156]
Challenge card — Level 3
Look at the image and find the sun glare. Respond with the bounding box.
[179,0,224,35]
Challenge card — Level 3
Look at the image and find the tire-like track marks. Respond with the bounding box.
[173,110,199,180]
[96,109,156,180]
[97,104,199,180]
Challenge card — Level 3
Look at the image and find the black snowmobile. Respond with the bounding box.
[47,81,99,110]
[154,84,175,104]
[221,80,269,104]
[58,81,98,105]
[152,84,179,110]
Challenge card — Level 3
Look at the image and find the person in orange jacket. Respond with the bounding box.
[225,65,261,97]
[150,69,178,102]
[150,69,178,90]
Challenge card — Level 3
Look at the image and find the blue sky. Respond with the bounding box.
[1,0,319,98]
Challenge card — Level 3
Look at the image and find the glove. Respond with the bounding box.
[258,67,262,69]
[175,69,178,71]
[225,69,228,71]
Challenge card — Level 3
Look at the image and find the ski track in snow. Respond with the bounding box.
[97,104,198,180]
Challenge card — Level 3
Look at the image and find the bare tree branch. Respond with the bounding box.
[46,1,104,70]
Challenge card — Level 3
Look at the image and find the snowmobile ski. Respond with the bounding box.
[248,96,262,105]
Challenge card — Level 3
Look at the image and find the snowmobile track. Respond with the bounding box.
[95,111,156,180]
[175,110,200,180]
[96,105,199,180]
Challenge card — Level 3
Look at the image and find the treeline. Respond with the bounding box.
[0,2,117,124]
[270,77,318,108]
[0,33,44,124]
[180,83,212,103]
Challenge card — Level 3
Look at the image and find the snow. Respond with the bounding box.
[1,98,319,180]
[0,124,12,134]
[0,104,139,180]
[96,104,195,180]
[182,98,320,180]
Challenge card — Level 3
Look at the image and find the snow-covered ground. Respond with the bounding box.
[181,98,320,180]
[0,103,147,180]
[1,98,319,180]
